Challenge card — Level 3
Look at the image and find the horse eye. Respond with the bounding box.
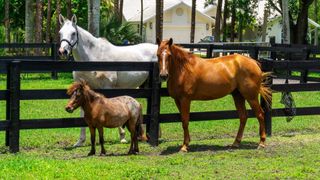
[72,32,76,36]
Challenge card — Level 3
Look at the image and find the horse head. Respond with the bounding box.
[157,38,173,81]
[58,14,78,60]
[65,79,88,113]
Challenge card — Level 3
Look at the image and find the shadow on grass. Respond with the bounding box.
[160,141,258,155]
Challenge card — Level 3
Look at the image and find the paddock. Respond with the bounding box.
[1,42,320,153]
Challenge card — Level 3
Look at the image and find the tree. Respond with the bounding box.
[140,0,143,37]
[190,0,196,43]
[25,0,34,44]
[214,0,223,42]
[230,0,236,42]
[35,0,44,54]
[156,0,163,40]
[282,0,290,44]
[221,0,229,42]
[46,0,52,55]
[119,0,124,23]
[261,2,270,42]
[114,0,119,16]
[55,0,61,43]
[88,0,101,37]
[67,0,72,19]
[314,0,318,45]
[4,0,10,44]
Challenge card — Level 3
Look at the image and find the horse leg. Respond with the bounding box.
[178,98,191,152]
[73,109,86,147]
[231,91,248,148]
[247,98,267,148]
[97,127,106,156]
[119,127,127,143]
[127,120,137,155]
[88,126,96,156]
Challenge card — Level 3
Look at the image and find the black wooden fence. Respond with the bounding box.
[1,42,320,153]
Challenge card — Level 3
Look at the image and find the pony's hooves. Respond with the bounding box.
[257,143,266,149]
[179,146,188,153]
[73,139,85,147]
[87,151,95,156]
[120,139,127,144]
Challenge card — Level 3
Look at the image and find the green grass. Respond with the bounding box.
[1,73,320,179]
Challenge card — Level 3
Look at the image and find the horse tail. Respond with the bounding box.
[136,104,148,142]
[260,72,272,108]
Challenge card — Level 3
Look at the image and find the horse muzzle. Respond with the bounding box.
[58,47,69,58]
[159,73,169,82]
[65,106,74,113]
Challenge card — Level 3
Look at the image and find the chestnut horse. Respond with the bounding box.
[65,80,146,155]
[157,38,271,152]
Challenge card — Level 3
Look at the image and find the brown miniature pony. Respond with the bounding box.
[157,38,272,152]
[65,80,146,155]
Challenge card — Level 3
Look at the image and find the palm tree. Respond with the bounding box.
[100,13,141,44]
[88,0,101,37]
[214,0,222,42]
[55,0,61,43]
[282,0,290,44]
[35,0,44,54]
[25,0,34,44]
[4,0,10,44]
[156,0,163,40]
[140,0,143,38]
[46,0,52,55]
[67,0,72,19]
[221,0,228,42]
[190,0,196,43]
[230,0,236,42]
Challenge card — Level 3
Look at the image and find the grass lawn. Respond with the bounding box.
[0,73,320,179]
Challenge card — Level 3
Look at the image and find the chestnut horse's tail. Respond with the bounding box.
[136,104,148,141]
[260,72,272,108]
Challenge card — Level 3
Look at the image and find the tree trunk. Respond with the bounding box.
[25,0,34,44]
[46,0,52,55]
[140,0,143,38]
[88,0,101,37]
[55,0,61,43]
[190,0,196,43]
[114,0,119,17]
[119,0,124,23]
[4,0,10,44]
[261,3,269,42]
[156,0,163,41]
[292,0,314,44]
[221,0,228,42]
[214,0,223,42]
[67,0,72,19]
[230,0,236,42]
[35,0,44,54]
[282,0,290,44]
[314,0,318,45]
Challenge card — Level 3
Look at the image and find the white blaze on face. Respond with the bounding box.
[161,50,167,72]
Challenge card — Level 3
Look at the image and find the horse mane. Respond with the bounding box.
[169,44,196,70]
[67,81,104,100]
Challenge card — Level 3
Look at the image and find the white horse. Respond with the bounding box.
[58,14,157,147]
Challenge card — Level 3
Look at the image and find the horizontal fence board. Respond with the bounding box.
[0,43,53,48]
[272,83,320,92]
[17,61,155,72]
[19,115,151,129]
[0,56,53,60]
[20,89,152,100]
[0,121,8,131]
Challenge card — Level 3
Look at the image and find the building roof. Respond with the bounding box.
[123,0,215,23]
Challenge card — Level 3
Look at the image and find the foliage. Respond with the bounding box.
[100,13,141,44]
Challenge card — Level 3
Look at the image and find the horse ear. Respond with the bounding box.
[59,14,65,25]
[168,38,173,46]
[71,14,77,25]
[156,37,161,46]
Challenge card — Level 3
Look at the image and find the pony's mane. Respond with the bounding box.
[67,81,91,95]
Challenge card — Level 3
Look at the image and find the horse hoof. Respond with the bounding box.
[87,151,95,156]
[257,143,266,149]
[120,139,127,144]
[179,146,188,153]
[73,139,85,147]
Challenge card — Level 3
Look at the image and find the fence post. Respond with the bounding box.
[9,61,21,153]
[146,65,154,136]
[149,62,160,146]
[5,63,11,146]
[261,60,273,136]
[51,43,58,79]
[206,45,213,58]
[249,47,258,60]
